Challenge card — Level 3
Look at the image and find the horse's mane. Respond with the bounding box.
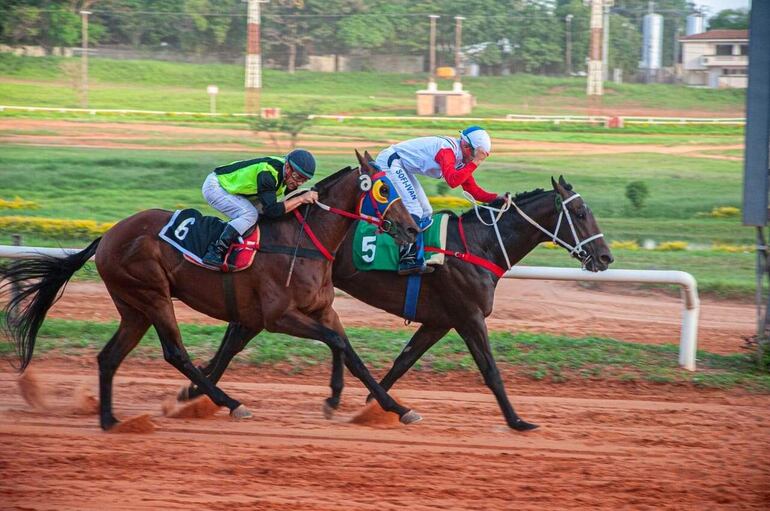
[458,188,552,219]
[313,165,357,194]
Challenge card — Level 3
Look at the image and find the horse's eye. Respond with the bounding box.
[380,184,389,196]
[576,207,587,219]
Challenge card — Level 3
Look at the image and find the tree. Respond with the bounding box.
[708,9,749,30]
[250,110,313,150]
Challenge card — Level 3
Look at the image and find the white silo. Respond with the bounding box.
[642,12,663,71]
[686,13,705,36]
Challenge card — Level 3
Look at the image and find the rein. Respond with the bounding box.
[284,170,399,266]
[429,190,605,276]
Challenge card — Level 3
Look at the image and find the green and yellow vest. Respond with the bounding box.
[214,156,286,197]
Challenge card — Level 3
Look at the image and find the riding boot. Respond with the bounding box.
[202,224,240,269]
[398,224,434,276]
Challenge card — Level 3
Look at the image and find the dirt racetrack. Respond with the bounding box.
[1,358,768,510]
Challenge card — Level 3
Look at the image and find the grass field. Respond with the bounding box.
[0,54,746,116]
[1,317,766,391]
[0,139,752,296]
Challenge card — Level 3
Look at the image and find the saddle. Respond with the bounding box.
[352,213,449,272]
[159,209,260,272]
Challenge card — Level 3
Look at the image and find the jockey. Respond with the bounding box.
[375,126,496,275]
[201,148,319,268]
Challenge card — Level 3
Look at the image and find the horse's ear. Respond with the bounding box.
[355,149,368,170]
[558,175,569,187]
[363,150,374,162]
[552,176,567,196]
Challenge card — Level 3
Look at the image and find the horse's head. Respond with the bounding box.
[354,150,418,245]
[549,176,614,272]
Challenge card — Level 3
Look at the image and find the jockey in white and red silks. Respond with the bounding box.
[374,126,498,275]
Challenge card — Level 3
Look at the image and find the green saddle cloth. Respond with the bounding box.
[352,214,450,271]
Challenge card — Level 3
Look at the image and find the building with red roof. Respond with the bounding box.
[679,29,749,88]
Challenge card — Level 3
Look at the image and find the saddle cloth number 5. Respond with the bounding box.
[361,235,377,263]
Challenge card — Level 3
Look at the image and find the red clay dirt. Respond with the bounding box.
[0,358,768,510]
[42,279,754,355]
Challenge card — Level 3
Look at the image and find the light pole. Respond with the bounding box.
[245,0,269,114]
[453,16,465,92]
[428,15,439,91]
[565,14,573,75]
[80,10,91,108]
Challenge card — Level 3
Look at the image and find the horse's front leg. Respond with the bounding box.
[270,307,421,424]
[456,315,538,431]
[178,322,261,401]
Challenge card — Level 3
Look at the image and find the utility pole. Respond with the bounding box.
[602,3,610,81]
[428,15,439,91]
[587,0,613,96]
[80,10,91,108]
[453,16,465,92]
[565,14,573,75]
[245,0,268,114]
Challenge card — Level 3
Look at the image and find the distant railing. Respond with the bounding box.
[0,105,746,126]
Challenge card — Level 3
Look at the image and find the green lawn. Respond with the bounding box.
[0,143,752,296]
[1,318,766,391]
[0,54,746,116]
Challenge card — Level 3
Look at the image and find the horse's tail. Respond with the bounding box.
[1,238,101,371]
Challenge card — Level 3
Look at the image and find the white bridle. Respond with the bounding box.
[463,190,605,270]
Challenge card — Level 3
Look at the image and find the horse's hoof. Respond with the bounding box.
[511,419,539,431]
[400,410,422,425]
[322,402,335,420]
[177,385,192,402]
[230,404,253,420]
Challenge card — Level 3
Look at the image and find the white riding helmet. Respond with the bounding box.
[460,126,492,154]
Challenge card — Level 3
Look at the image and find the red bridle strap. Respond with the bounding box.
[424,216,506,278]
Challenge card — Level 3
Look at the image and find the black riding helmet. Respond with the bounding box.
[286,149,316,179]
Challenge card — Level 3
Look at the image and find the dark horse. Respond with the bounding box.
[179,176,613,431]
[1,151,424,430]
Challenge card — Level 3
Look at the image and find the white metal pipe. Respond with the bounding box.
[0,245,700,371]
[504,266,699,371]
[0,245,84,259]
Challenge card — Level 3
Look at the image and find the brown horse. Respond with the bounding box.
[180,177,613,430]
[1,151,423,430]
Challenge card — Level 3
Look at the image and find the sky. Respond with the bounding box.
[693,0,750,15]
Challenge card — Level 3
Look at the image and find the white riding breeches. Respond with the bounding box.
[201,172,258,235]
[384,159,433,220]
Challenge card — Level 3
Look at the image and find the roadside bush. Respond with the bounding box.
[698,206,740,218]
[625,181,649,210]
[428,195,469,210]
[610,240,640,250]
[0,197,39,210]
[0,216,114,239]
[656,241,688,251]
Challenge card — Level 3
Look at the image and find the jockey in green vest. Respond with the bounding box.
[201,148,318,268]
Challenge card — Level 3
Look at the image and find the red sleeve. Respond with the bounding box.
[461,175,497,203]
[435,148,478,188]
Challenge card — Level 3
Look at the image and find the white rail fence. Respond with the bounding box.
[0,244,700,370]
[0,105,745,127]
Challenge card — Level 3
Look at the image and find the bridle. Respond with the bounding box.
[464,190,605,270]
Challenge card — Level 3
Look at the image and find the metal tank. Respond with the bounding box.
[641,12,663,70]
[686,13,705,36]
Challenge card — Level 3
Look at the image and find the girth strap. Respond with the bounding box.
[259,244,335,261]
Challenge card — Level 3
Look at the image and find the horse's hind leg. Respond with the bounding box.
[97,300,150,430]
[272,308,421,424]
[150,301,247,417]
[179,323,260,401]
